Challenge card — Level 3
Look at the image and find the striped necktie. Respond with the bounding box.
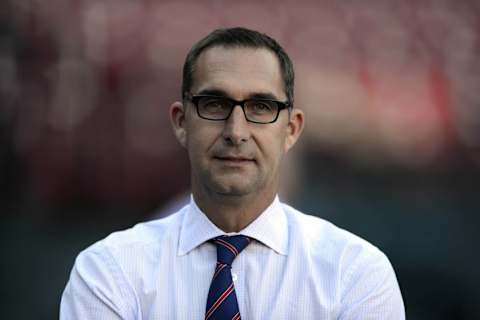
[205,235,251,320]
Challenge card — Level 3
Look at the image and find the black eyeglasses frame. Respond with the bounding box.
[186,94,291,124]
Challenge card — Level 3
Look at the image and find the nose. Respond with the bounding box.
[222,105,250,145]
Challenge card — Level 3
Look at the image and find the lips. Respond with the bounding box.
[213,155,255,164]
[215,156,253,161]
[214,157,254,163]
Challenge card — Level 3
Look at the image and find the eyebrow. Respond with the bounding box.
[195,88,282,101]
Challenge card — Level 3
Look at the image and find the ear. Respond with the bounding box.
[284,108,305,152]
[169,101,188,148]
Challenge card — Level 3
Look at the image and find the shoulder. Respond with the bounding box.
[61,204,188,319]
[105,207,185,250]
[75,204,187,270]
[282,203,380,251]
[281,203,404,318]
[63,205,188,311]
[281,203,391,275]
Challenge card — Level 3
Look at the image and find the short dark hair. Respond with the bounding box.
[182,27,295,104]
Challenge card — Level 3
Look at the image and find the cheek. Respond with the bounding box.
[186,124,219,159]
[260,132,287,166]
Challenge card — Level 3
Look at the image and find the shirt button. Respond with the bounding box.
[232,273,238,282]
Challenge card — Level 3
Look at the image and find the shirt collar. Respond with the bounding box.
[177,194,289,256]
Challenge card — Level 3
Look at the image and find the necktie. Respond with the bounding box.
[205,235,251,320]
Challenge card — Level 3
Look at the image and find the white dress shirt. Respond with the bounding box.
[60,196,405,319]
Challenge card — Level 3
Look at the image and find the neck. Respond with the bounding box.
[192,188,276,233]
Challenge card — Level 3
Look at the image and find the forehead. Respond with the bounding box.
[191,46,286,100]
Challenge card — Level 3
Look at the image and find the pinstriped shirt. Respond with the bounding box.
[60,196,405,319]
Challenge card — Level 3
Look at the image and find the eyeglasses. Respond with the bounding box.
[186,94,291,124]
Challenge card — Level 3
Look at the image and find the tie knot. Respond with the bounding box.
[212,235,251,266]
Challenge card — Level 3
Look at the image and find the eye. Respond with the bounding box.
[247,101,275,114]
[200,98,230,113]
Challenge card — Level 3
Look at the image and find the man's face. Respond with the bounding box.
[171,46,303,199]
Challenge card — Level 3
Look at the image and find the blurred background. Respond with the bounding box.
[1,0,479,318]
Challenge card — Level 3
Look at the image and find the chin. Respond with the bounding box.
[212,183,253,196]
[209,177,257,196]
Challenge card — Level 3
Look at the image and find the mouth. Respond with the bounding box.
[213,156,255,164]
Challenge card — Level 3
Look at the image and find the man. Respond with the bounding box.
[60,27,405,319]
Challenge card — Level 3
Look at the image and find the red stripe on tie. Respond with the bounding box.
[232,311,241,320]
[213,263,227,279]
[215,239,238,256]
[205,284,235,319]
